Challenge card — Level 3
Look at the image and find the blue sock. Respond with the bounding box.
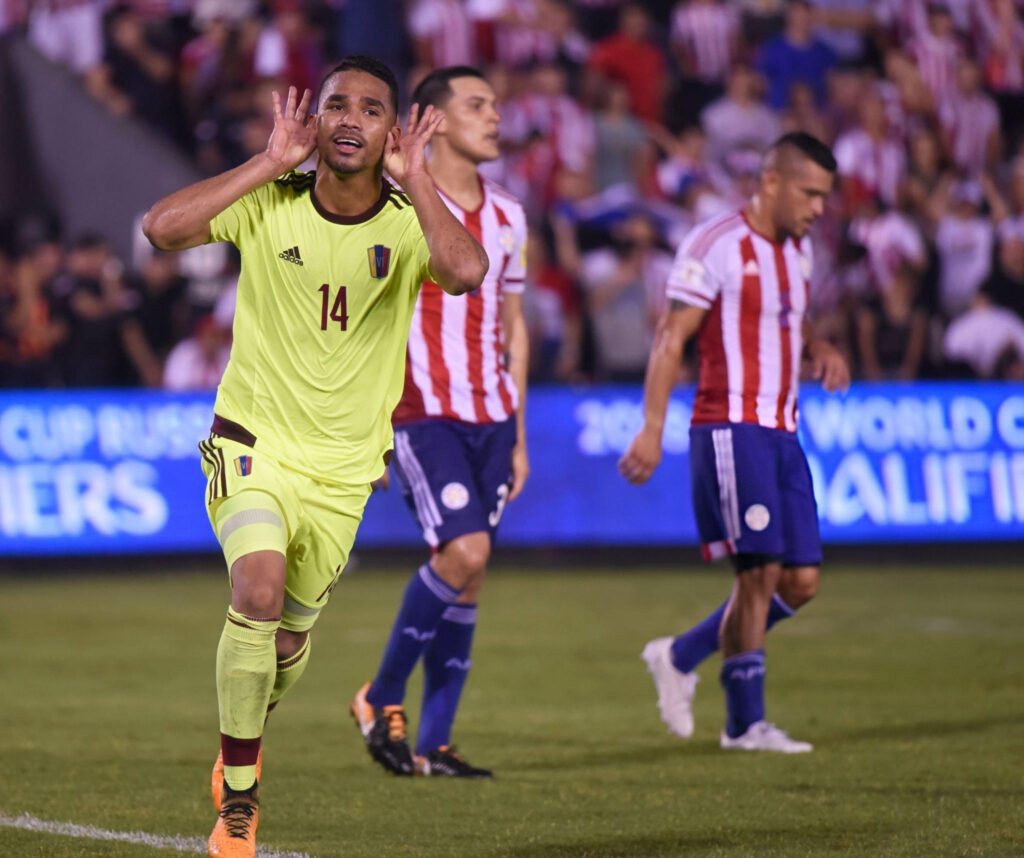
[416,603,476,755]
[367,564,462,707]
[670,594,796,673]
[720,650,766,738]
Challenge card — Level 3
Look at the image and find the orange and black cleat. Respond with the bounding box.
[350,681,414,776]
[210,749,263,812]
[207,780,259,858]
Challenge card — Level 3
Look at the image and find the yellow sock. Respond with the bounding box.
[267,635,312,716]
[216,607,278,790]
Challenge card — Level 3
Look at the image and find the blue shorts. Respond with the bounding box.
[391,418,517,548]
[690,423,822,568]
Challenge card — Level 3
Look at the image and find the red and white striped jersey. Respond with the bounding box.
[670,1,740,84]
[666,210,813,433]
[939,93,1000,176]
[908,31,963,105]
[394,179,527,426]
[407,0,474,67]
[834,128,907,207]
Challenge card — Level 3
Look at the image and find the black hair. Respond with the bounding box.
[768,132,837,173]
[412,65,486,110]
[317,55,399,112]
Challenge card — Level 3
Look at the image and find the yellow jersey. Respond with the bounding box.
[208,171,431,485]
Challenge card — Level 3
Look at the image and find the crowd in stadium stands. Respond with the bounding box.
[3,0,1024,390]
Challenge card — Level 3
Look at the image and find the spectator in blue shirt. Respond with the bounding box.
[756,0,837,110]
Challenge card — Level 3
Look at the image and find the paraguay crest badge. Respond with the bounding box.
[367,244,391,279]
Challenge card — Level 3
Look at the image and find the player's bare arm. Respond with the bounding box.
[142,86,316,251]
[503,291,530,500]
[386,103,488,295]
[619,300,706,485]
[802,319,851,393]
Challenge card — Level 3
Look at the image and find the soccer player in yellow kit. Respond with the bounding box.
[142,56,487,858]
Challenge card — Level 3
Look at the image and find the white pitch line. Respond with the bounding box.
[0,812,312,858]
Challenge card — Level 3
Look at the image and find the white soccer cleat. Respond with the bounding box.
[719,721,813,753]
[641,637,699,739]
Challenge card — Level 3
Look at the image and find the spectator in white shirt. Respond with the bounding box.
[939,60,1002,178]
[934,180,995,318]
[834,90,907,211]
[700,64,781,172]
[163,314,231,391]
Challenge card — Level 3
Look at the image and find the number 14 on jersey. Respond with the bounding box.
[319,284,349,331]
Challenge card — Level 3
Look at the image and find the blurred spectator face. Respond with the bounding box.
[316,70,397,176]
[532,64,568,97]
[109,10,146,55]
[956,61,981,95]
[1000,237,1024,278]
[909,128,941,173]
[555,168,593,201]
[788,81,816,113]
[604,81,631,114]
[883,49,912,85]
[619,4,649,41]
[68,240,110,280]
[786,0,812,41]
[727,65,756,103]
[859,92,886,136]
[616,214,659,249]
[538,0,576,38]
[274,9,306,44]
[927,5,954,38]
[1011,161,1024,210]
[951,181,982,218]
[143,253,179,290]
[23,241,63,283]
[193,315,228,360]
[437,75,502,163]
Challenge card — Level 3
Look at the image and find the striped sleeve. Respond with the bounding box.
[503,203,528,295]
[665,225,723,309]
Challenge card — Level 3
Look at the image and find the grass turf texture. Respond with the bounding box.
[0,564,1021,858]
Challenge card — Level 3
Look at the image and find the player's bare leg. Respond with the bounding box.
[777,565,820,610]
[644,566,817,739]
[718,559,811,753]
[209,550,284,857]
[409,531,493,777]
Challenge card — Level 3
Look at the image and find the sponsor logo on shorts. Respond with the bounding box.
[234,455,253,477]
[744,503,771,532]
[441,482,470,511]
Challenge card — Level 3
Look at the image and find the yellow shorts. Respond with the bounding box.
[199,430,371,633]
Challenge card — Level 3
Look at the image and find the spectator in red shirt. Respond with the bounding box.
[585,3,667,123]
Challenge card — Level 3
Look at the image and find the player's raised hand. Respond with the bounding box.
[266,86,317,173]
[618,425,663,485]
[509,442,530,501]
[384,103,444,185]
[808,339,851,393]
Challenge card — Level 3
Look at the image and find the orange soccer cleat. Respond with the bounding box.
[207,781,259,858]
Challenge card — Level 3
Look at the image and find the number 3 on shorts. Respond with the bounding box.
[488,483,510,528]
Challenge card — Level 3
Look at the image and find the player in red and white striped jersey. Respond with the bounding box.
[354,67,529,779]
[670,0,740,85]
[621,133,850,754]
[907,4,963,107]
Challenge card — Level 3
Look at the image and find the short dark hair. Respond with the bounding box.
[768,132,837,173]
[317,55,399,112]
[412,66,485,110]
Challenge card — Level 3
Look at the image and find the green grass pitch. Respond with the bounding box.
[1,562,1022,857]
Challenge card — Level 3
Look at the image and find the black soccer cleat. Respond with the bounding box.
[350,681,414,776]
[415,745,493,778]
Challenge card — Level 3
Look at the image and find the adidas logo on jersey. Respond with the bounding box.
[279,246,303,265]
[742,259,760,277]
